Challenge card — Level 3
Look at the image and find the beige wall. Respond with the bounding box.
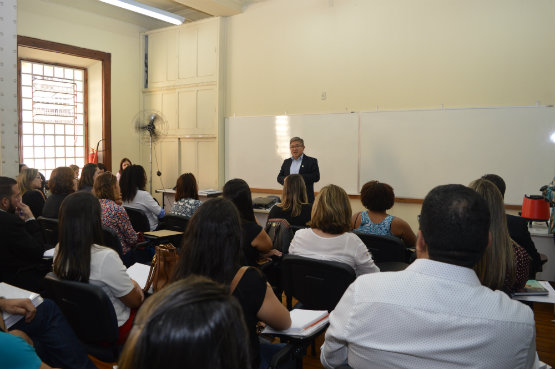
[225,0,554,116]
[17,0,147,171]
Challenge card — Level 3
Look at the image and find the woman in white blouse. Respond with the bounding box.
[53,192,144,344]
[289,184,380,277]
[120,164,165,231]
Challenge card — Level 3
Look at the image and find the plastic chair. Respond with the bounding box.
[43,274,119,363]
[354,232,410,271]
[37,216,59,247]
[123,206,151,233]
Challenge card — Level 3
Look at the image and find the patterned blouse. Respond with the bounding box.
[503,242,530,293]
[99,198,138,255]
[354,211,395,237]
[170,198,202,218]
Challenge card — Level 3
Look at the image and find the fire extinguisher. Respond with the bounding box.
[88,148,98,163]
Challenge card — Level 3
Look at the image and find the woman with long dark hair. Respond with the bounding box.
[223,178,278,266]
[119,276,252,369]
[120,165,164,231]
[170,173,202,218]
[53,192,144,343]
[77,163,99,192]
[268,174,312,226]
[117,158,132,181]
[172,198,291,368]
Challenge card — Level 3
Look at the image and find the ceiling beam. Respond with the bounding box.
[173,0,242,16]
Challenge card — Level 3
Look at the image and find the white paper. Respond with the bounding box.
[262,309,329,337]
[126,263,151,290]
[43,248,55,258]
[0,283,44,329]
[512,281,555,303]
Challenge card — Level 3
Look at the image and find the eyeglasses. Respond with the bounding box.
[290,145,303,149]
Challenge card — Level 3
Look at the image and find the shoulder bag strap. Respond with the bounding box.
[229,266,249,294]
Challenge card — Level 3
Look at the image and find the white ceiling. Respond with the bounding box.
[42,0,261,30]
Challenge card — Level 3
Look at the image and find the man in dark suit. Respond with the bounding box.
[482,174,543,278]
[277,137,320,203]
[0,177,47,292]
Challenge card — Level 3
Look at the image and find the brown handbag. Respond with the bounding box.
[143,243,179,293]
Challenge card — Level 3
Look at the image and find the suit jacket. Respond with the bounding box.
[506,214,542,277]
[277,154,320,203]
[0,210,47,292]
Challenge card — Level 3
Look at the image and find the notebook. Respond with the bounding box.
[0,283,44,329]
[262,309,329,337]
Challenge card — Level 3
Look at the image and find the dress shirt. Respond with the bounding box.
[289,229,380,276]
[321,259,538,369]
[289,154,304,174]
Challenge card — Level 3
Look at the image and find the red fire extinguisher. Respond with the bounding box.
[88,147,98,163]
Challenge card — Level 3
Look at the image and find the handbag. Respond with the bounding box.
[143,243,179,293]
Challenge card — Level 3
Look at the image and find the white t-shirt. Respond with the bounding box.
[289,228,380,276]
[54,244,134,327]
[123,189,162,231]
[89,245,134,326]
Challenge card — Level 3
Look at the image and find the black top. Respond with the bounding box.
[277,155,320,203]
[242,221,263,267]
[268,203,312,227]
[232,267,266,368]
[22,190,45,218]
[506,214,542,277]
[42,193,70,219]
[0,210,46,292]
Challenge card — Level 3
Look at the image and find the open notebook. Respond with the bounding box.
[0,283,44,329]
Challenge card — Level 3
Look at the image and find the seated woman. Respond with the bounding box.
[352,180,416,247]
[53,192,144,344]
[17,168,46,218]
[77,163,99,192]
[42,167,77,219]
[223,179,280,266]
[117,158,132,182]
[93,172,138,265]
[172,198,291,368]
[469,178,529,294]
[268,174,312,227]
[120,165,164,231]
[170,173,202,218]
[289,184,380,277]
[118,276,251,369]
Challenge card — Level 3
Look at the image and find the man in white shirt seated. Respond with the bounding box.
[321,184,540,369]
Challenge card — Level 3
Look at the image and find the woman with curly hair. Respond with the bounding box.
[352,180,416,247]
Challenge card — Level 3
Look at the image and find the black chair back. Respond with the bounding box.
[37,216,59,247]
[265,218,294,254]
[354,232,407,262]
[281,254,356,311]
[102,226,123,258]
[43,274,119,362]
[158,214,189,232]
[123,206,151,232]
[289,225,309,235]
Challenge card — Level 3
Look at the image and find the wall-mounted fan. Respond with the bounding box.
[134,110,168,193]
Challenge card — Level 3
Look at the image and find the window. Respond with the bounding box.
[19,60,87,179]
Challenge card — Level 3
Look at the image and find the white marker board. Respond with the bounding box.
[359,107,555,205]
[225,113,359,194]
[226,107,555,205]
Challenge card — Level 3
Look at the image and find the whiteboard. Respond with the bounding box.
[359,107,555,205]
[225,113,359,194]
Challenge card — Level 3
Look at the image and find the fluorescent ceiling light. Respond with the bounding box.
[98,0,185,25]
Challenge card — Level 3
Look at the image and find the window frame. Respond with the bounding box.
[17,36,112,171]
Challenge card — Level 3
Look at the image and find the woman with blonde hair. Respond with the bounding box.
[289,184,380,276]
[268,174,312,226]
[17,168,45,218]
[469,178,529,293]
